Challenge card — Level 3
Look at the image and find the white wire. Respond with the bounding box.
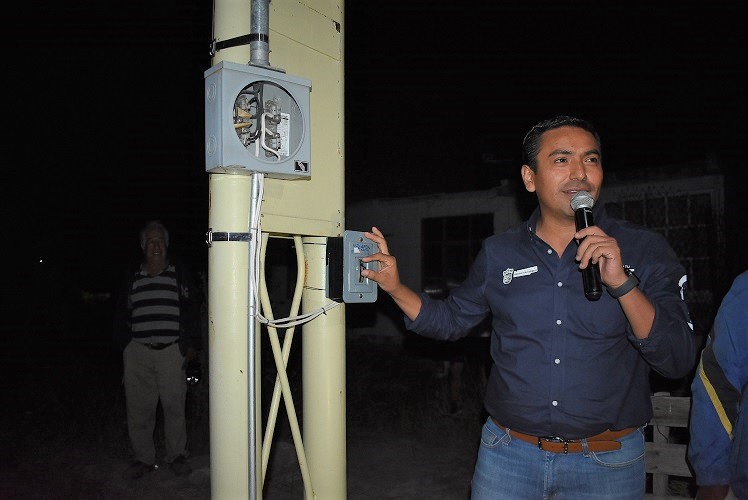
[260,112,280,160]
[257,300,342,329]
[248,173,265,320]
[248,173,340,329]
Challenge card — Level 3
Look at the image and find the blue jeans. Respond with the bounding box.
[471,417,645,499]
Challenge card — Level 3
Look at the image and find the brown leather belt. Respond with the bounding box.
[491,417,636,454]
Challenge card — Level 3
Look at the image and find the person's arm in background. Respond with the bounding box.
[688,271,748,500]
[690,327,734,500]
[361,226,422,321]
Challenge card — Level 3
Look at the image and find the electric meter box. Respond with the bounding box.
[204,60,311,179]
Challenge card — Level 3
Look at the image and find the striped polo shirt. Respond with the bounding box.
[130,264,180,344]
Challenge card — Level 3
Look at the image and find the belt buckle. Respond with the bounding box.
[539,436,572,454]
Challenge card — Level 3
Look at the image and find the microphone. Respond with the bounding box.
[571,191,602,301]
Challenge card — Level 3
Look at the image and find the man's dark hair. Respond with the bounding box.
[521,115,602,171]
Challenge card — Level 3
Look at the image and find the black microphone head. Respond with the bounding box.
[571,191,595,211]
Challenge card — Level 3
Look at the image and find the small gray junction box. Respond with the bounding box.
[326,230,379,303]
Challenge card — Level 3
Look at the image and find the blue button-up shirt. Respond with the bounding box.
[407,206,696,439]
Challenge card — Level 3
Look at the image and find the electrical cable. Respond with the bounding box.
[246,173,341,328]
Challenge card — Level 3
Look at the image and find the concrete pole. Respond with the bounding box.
[209,0,347,498]
[302,236,347,499]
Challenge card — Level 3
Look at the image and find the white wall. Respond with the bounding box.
[345,182,524,341]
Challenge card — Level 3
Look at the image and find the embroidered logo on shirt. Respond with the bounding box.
[502,266,538,284]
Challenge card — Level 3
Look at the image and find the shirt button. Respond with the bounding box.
[557,281,562,287]
[554,358,560,364]
[547,249,552,255]
[552,400,558,406]
[556,319,562,325]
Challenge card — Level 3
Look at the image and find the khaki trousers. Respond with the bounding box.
[123,341,187,464]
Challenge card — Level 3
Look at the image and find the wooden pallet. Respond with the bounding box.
[645,392,693,499]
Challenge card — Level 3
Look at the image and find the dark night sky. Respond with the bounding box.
[6,0,748,286]
[345,2,747,197]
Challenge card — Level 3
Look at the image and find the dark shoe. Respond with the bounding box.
[123,460,158,479]
[169,455,192,477]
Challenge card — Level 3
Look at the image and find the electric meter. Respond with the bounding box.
[204,61,311,179]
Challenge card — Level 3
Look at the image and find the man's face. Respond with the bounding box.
[144,228,167,261]
[521,125,603,219]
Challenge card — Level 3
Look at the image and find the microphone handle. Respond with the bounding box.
[574,207,603,301]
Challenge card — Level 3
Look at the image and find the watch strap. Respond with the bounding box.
[606,272,640,299]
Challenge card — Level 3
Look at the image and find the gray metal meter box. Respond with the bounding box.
[326,231,379,303]
[204,61,311,179]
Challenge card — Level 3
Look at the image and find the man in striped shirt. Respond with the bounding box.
[113,220,202,479]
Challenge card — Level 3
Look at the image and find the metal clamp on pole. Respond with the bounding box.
[205,228,252,247]
[209,33,267,57]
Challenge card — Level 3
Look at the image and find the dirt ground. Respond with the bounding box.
[2,335,487,499]
[1,295,699,500]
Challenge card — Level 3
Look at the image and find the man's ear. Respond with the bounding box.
[521,165,536,193]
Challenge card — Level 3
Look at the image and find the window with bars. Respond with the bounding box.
[604,193,717,295]
[604,192,724,338]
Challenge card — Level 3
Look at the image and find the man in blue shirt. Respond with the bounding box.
[362,115,696,499]
[688,270,748,500]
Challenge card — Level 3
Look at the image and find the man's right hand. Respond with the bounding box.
[361,226,401,293]
[362,226,423,321]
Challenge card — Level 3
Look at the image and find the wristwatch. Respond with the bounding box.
[606,268,640,299]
